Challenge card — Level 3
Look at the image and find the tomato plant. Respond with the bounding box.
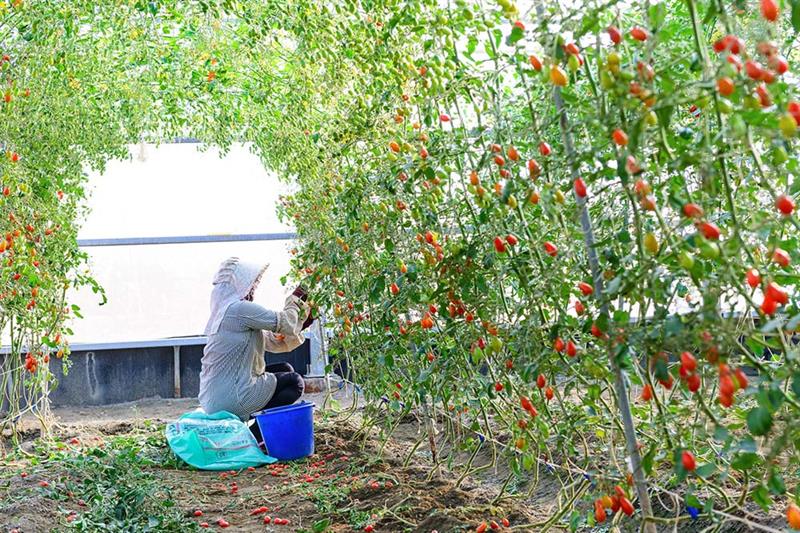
[276,0,800,529]
[4,0,800,529]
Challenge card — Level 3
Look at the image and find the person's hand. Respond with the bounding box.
[292,285,308,301]
[301,310,315,330]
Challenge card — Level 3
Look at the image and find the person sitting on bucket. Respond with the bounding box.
[199,257,313,441]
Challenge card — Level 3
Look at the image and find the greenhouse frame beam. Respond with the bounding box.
[76,232,297,247]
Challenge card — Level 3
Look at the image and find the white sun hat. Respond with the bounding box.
[204,257,269,336]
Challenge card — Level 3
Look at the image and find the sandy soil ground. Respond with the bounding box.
[0,389,787,533]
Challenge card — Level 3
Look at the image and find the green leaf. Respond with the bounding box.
[522,454,534,470]
[664,315,683,336]
[767,470,786,495]
[702,0,719,24]
[465,35,478,58]
[369,277,385,304]
[746,407,773,436]
[569,510,580,531]
[731,452,758,471]
[642,445,656,475]
[685,493,703,509]
[506,26,524,45]
[656,105,674,130]
[605,276,622,295]
[612,310,630,324]
[312,518,332,533]
[758,387,785,412]
[786,313,800,331]
[760,316,783,332]
[648,3,667,27]
[695,463,716,478]
[791,0,800,32]
[751,484,772,512]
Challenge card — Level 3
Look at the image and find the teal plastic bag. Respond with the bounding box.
[166,410,276,470]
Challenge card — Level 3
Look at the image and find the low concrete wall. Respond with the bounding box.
[33,341,311,407]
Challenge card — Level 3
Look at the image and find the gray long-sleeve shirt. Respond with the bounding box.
[198,297,307,420]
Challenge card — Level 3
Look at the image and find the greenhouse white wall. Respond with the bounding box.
[68,142,296,343]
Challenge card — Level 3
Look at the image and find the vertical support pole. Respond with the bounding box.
[553,83,657,533]
[307,316,329,377]
[173,345,181,398]
[522,0,654,524]
[316,316,332,395]
[137,137,146,162]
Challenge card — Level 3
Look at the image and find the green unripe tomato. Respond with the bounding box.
[779,113,798,138]
[716,98,733,114]
[699,241,720,259]
[678,251,695,270]
[644,232,659,254]
[695,95,711,109]
[489,336,503,354]
[644,110,658,126]
[772,145,789,165]
[743,95,760,110]
[600,71,614,89]
[567,54,580,72]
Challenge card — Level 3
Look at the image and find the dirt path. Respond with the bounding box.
[0,395,787,532]
[1,393,535,533]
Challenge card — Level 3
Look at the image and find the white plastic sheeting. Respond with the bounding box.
[67,143,297,343]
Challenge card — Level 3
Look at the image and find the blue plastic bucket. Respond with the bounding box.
[253,401,314,461]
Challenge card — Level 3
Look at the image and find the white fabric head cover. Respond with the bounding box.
[204,257,268,336]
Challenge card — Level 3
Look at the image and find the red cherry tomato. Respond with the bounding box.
[681,450,697,471]
[574,178,587,198]
[607,26,622,45]
[776,194,795,216]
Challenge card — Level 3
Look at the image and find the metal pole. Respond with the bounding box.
[554,80,657,533]
[173,346,181,398]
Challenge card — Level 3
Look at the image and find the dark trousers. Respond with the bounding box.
[250,362,304,443]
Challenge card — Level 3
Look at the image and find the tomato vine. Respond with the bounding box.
[3,0,800,529]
